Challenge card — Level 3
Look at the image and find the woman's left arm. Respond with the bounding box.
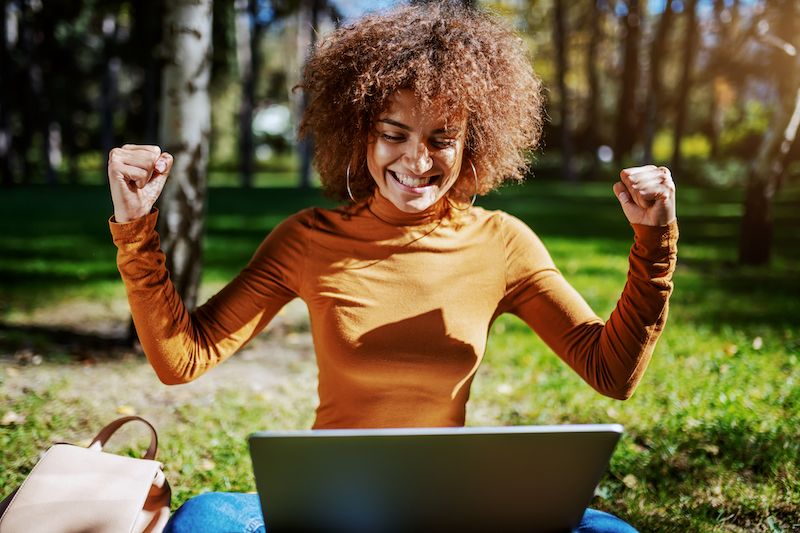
[500,165,678,400]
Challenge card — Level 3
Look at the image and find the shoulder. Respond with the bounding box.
[475,209,552,266]
[467,207,543,244]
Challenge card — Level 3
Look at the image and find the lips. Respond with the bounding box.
[389,170,440,189]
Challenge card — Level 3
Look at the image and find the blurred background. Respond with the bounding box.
[1,0,798,265]
[1,1,799,531]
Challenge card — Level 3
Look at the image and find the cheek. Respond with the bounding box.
[367,141,395,181]
[439,148,462,175]
[370,140,398,164]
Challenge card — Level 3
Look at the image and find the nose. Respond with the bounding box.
[404,142,433,175]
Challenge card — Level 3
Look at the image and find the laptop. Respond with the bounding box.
[249,424,622,533]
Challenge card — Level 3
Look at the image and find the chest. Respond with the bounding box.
[301,222,507,359]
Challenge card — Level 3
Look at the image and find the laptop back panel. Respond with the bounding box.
[249,425,622,533]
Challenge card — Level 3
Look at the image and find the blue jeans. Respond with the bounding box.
[165,492,638,533]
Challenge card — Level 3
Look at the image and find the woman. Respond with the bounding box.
[108,3,677,532]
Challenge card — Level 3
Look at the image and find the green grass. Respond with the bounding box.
[1,180,799,531]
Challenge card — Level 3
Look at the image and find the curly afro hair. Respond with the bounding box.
[299,1,543,202]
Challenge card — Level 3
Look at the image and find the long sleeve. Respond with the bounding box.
[109,209,309,384]
[499,214,678,400]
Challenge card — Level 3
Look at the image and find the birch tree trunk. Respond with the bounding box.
[738,87,800,265]
[738,0,799,266]
[157,0,213,311]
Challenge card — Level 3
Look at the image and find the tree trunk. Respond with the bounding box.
[671,0,699,175]
[0,0,13,186]
[297,0,321,190]
[236,0,258,188]
[100,13,120,162]
[584,0,602,179]
[738,0,799,266]
[553,0,577,182]
[614,0,641,164]
[642,0,673,163]
[134,0,164,143]
[157,0,213,311]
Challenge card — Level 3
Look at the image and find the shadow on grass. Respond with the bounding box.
[0,322,135,362]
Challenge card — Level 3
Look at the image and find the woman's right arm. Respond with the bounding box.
[108,145,303,384]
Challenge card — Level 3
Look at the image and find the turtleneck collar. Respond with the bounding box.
[366,189,450,226]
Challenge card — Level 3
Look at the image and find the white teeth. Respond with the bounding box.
[393,172,433,187]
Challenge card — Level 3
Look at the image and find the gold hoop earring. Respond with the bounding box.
[346,164,355,203]
[449,160,478,211]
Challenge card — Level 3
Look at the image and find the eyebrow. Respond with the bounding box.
[377,118,461,135]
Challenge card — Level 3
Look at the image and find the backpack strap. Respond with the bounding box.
[88,416,159,460]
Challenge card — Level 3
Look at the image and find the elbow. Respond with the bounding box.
[155,370,191,386]
[607,388,635,401]
[146,354,197,385]
[600,382,637,401]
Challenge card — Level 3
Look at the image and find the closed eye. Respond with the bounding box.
[431,139,457,149]
[381,133,405,143]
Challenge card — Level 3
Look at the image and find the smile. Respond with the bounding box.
[389,170,440,189]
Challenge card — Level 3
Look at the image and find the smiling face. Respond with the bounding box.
[366,90,467,213]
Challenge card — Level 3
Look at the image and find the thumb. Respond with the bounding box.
[154,152,174,177]
[613,181,642,222]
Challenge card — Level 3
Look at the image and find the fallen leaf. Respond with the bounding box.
[1,411,26,425]
[496,383,513,395]
[6,367,20,377]
[701,444,720,456]
[622,474,638,489]
[116,405,137,416]
[724,344,738,356]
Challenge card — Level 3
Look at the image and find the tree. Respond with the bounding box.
[156,0,214,311]
[671,0,699,175]
[582,0,604,179]
[641,0,674,163]
[614,0,642,164]
[297,0,322,190]
[553,0,577,182]
[738,2,800,266]
[235,0,263,188]
[0,0,12,186]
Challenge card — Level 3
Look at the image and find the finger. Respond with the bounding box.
[148,169,169,195]
[121,144,162,156]
[612,181,631,203]
[620,165,658,179]
[154,152,174,175]
[112,163,153,188]
[623,168,670,194]
[109,149,161,172]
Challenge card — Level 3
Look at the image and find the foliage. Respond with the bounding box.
[1,181,799,531]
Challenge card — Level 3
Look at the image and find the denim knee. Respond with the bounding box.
[574,508,638,533]
[165,491,265,533]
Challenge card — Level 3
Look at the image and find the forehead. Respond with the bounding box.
[379,89,466,131]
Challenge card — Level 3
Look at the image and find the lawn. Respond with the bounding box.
[1,179,799,532]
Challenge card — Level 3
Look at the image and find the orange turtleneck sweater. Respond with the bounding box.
[110,190,678,429]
